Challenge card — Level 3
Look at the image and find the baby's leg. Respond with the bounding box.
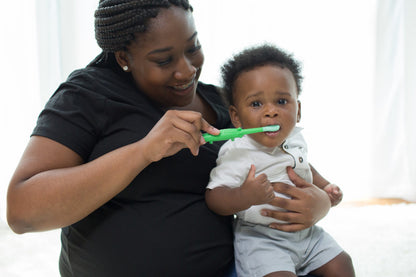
[309,251,355,277]
[264,271,297,277]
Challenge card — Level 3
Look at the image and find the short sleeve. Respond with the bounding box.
[207,142,251,189]
[32,72,107,161]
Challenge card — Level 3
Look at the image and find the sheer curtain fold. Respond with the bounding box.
[36,0,99,104]
[371,0,416,201]
[0,0,99,221]
[0,1,42,221]
[403,0,416,200]
[36,0,62,104]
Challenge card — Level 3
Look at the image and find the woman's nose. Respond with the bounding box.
[174,56,196,81]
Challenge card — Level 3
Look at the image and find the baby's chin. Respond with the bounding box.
[262,141,282,148]
[251,136,283,148]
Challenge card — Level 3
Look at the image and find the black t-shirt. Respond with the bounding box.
[32,64,234,277]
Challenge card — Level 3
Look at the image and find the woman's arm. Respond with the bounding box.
[7,110,218,234]
[7,135,151,234]
[261,166,331,232]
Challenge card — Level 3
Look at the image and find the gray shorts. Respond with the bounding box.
[234,219,343,277]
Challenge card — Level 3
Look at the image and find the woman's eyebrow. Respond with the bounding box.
[147,47,173,56]
[188,31,197,41]
[146,32,198,56]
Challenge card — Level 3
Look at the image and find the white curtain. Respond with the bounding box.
[0,1,41,221]
[1,0,415,221]
[371,0,416,201]
[36,0,100,103]
[0,0,99,221]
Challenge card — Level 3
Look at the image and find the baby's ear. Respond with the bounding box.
[229,105,242,127]
[297,100,301,122]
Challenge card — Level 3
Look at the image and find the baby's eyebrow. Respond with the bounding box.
[244,91,263,101]
[275,91,292,96]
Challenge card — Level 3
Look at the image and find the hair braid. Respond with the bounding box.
[94,0,192,52]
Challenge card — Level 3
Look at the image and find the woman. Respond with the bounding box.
[7,1,331,276]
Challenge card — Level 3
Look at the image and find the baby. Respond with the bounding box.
[205,44,355,277]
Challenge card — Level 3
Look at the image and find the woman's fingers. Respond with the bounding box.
[170,112,203,155]
[270,181,303,202]
[199,117,220,136]
[263,166,332,231]
[260,208,308,232]
[267,192,293,210]
[146,110,217,159]
[269,222,306,233]
[287,166,310,188]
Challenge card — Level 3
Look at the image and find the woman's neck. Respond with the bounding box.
[171,94,217,125]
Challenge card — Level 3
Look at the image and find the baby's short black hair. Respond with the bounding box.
[221,44,303,106]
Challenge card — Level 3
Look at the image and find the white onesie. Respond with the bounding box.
[207,127,312,225]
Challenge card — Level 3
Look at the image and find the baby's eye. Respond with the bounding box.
[250,101,262,107]
[277,99,288,105]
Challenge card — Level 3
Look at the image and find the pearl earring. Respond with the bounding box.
[122,65,129,71]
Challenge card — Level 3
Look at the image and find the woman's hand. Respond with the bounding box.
[141,110,219,162]
[261,167,331,232]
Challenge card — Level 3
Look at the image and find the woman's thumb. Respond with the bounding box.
[287,166,309,188]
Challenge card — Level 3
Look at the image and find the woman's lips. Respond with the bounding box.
[170,75,196,91]
[168,79,196,97]
[172,80,194,90]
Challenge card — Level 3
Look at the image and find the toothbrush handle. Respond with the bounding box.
[202,127,264,143]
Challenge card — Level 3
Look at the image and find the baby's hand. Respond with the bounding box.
[323,183,343,206]
[240,165,275,206]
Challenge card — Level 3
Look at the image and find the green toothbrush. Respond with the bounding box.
[203,125,280,144]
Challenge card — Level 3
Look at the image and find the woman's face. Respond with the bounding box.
[117,7,204,108]
[230,65,301,148]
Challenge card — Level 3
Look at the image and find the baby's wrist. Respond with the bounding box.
[322,183,332,190]
[325,183,343,206]
[238,186,255,209]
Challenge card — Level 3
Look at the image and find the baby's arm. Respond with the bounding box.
[205,164,275,216]
[310,164,343,206]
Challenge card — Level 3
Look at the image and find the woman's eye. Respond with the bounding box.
[278,99,288,105]
[250,101,262,107]
[155,58,172,66]
[188,44,202,54]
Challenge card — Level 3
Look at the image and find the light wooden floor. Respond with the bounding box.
[342,197,414,207]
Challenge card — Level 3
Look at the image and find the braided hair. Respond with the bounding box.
[221,44,303,106]
[90,0,192,66]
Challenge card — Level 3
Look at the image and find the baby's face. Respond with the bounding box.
[230,65,300,148]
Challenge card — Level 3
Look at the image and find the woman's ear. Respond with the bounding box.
[229,105,242,128]
[115,50,130,72]
[297,100,301,122]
